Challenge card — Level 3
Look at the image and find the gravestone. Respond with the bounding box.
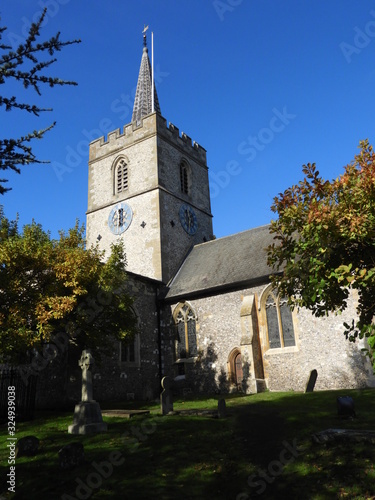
[218,399,227,419]
[160,376,173,415]
[15,436,39,457]
[337,396,356,418]
[305,369,318,393]
[68,350,107,435]
[58,442,85,470]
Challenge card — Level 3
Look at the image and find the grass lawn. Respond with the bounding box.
[1,388,375,499]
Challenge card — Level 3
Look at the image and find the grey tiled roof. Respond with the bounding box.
[132,45,161,124]
[165,224,277,300]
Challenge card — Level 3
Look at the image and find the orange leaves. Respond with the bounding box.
[268,140,375,355]
[1,211,136,364]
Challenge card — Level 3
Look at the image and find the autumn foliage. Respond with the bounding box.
[0,209,137,364]
[267,140,375,363]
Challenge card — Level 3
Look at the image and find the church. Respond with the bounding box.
[53,32,375,405]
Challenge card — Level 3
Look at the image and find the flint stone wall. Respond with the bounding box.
[162,285,375,394]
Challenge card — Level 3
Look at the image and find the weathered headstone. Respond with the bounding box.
[68,350,107,435]
[15,436,39,457]
[337,396,356,418]
[160,376,173,415]
[80,349,94,402]
[305,369,318,393]
[58,442,85,470]
[218,399,227,419]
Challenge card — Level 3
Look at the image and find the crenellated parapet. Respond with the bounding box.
[157,114,207,164]
[89,112,206,165]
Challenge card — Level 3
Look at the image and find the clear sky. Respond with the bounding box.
[1,0,375,240]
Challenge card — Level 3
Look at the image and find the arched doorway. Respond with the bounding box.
[228,348,243,388]
[234,352,243,386]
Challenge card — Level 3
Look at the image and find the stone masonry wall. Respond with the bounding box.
[159,190,214,283]
[162,285,375,395]
[162,287,265,394]
[35,274,161,409]
[86,274,161,402]
[87,189,163,280]
[86,112,213,283]
[262,290,375,391]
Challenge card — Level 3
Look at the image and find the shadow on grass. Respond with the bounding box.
[233,388,375,499]
[1,389,375,499]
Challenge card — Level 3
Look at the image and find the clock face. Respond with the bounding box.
[108,202,133,235]
[179,204,197,235]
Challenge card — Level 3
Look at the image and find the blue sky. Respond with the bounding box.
[1,0,375,240]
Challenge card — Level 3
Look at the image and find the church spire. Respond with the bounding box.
[132,27,161,124]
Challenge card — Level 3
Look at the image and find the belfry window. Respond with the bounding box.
[180,162,189,195]
[116,159,128,194]
[174,302,197,359]
[264,288,295,349]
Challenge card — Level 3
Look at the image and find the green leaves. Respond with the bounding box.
[0,209,137,364]
[267,140,375,367]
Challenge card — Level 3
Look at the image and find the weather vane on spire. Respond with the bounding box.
[142,24,149,47]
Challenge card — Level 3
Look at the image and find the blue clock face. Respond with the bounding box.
[108,202,133,235]
[179,204,197,235]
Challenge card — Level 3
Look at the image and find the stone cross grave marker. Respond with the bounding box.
[160,376,173,415]
[305,369,318,393]
[79,349,94,401]
[68,349,107,435]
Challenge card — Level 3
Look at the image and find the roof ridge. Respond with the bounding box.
[192,223,272,249]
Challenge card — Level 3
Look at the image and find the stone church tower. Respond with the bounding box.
[86,33,213,282]
[33,31,375,411]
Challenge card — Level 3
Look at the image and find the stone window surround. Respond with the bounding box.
[112,155,129,196]
[227,347,242,385]
[119,333,141,367]
[258,284,299,354]
[172,301,198,363]
[179,159,192,197]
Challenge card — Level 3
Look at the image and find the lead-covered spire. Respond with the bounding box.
[131,29,161,124]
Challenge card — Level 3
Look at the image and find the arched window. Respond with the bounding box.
[263,288,296,349]
[180,161,190,195]
[120,334,140,366]
[115,158,128,194]
[119,308,139,366]
[174,302,197,359]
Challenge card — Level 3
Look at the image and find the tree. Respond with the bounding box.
[0,8,80,194]
[267,140,375,365]
[0,207,137,366]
